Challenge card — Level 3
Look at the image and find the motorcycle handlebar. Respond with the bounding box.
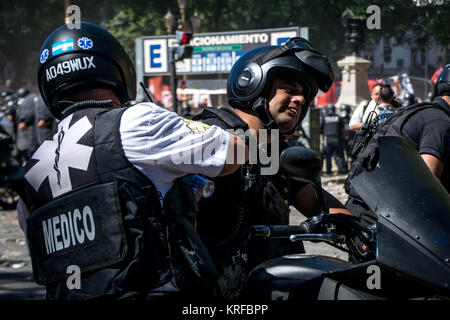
[251,223,310,238]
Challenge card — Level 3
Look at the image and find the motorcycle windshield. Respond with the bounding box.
[350,136,450,291]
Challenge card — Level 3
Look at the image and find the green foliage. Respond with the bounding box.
[0,0,64,87]
[105,0,170,60]
[1,0,449,87]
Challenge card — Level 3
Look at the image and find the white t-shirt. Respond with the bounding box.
[349,100,381,126]
[120,103,229,197]
[349,100,367,127]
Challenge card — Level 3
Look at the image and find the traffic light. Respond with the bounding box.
[176,30,193,45]
[175,30,193,61]
[176,46,193,61]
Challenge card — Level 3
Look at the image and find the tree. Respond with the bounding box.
[0,0,63,88]
[1,0,449,88]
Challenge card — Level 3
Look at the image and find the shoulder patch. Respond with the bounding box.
[182,118,211,134]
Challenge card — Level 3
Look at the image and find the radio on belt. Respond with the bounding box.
[182,175,215,198]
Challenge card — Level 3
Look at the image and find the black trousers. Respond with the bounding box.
[323,141,348,174]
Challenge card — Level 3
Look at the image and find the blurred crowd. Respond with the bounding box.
[0,86,57,170]
[317,84,428,175]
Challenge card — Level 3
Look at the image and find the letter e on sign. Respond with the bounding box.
[144,39,168,74]
[150,45,162,68]
[67,265,81,289]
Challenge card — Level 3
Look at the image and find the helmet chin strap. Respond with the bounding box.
[251,97,279,133]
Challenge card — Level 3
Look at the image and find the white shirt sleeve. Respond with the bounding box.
[349,102,366,126]
[119,103,230,197]
[362,100,377,123]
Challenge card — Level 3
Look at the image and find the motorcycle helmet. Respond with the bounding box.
[1,91,14,99]
[3,94,17,105]
[37,22,136,119]
[227,37,334,126]
[16,88,29,98]
[434,64,450,98]
[339,104,351,118]
[326,103,336,116]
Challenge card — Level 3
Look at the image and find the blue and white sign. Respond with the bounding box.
[77,37,94,50]
[52,39,74,56]
[40,49,49,64]
[140,27,305,75]
[143,39,168,73]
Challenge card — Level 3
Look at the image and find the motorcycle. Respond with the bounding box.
[241,136,450,300]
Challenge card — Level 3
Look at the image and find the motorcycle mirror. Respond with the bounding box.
[279,146,322,183]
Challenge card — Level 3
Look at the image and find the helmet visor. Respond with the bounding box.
[294,50,334,92]
[285,37,315,50]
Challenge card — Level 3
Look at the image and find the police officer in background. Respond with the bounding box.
[0,94,20,177]
[15,87,39,165]
[1,91,14,106]
[1,93,17,143]
[339,104,354,161]
[16,22,246,300]
[349,83,382,132]
[401,92,418,108]
[321,103,347,175]
[33,92,57,144]
[193,38,350,299]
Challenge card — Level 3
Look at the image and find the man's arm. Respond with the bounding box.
[421,153,444,181]
[219,132,248,176]
[37,119,50,128]
[348,104,365,132]
[349,122,363,131]
[293,183,351,217]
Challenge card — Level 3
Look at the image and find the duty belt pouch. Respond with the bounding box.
[26,182,128,285]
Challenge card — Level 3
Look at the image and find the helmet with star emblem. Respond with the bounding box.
[37,22,136,119]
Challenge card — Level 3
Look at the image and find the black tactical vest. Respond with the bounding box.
[323,115,341,137]
[193,107,305,267]
[20,107,171,300]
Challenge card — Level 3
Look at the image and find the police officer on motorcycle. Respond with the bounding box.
[193,37,350,299]
[16,22,246,300]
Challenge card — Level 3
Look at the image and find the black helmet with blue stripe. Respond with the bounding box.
[37,22,136,119]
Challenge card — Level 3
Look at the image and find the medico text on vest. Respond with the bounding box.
[42,205,96,255]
